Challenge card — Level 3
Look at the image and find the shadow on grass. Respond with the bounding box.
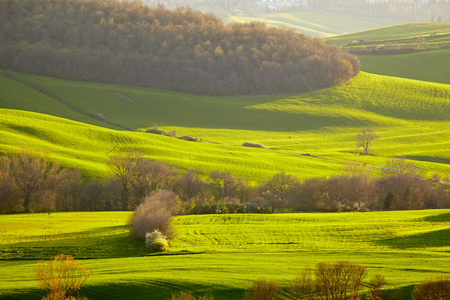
[1,281,245,300]
[403,155,450,165]
[377,228,450,249]
[423,212,450,223]
[0,225,147,260]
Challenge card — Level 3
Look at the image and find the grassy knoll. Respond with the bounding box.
[327,22,450,46]
[229,11,409,37]
[0,210,449,299]
[1,71,449,179]
[358,49,450,85]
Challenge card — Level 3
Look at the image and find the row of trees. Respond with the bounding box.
[0,0,360,95]
[0,149,448,214]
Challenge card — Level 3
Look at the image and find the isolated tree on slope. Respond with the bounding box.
[356,128,378,155]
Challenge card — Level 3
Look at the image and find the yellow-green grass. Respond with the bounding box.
[229,11,409,37]
[1,71,449,179]
[359,49,450,85]
[0,210,449,299]
[327,22,450,46]
[0,109,348,181]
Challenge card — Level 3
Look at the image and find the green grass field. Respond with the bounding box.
[0,210,449,299]
[359,49,450,85]
[327,22,450,46]
[1,71,449,180]
[230,11,410,37]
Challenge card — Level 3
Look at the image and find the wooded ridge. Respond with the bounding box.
[0,0,360,95]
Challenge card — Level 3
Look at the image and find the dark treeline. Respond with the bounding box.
[1,149,448,214]
[0,0,360,95]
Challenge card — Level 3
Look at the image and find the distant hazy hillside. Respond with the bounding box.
[0,0,359,95]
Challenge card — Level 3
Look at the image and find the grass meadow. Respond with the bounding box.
[327,22,450,46]
[1,71,448,180]
[229,11,410,37]
[0,210,449,299]
[0,21,449,300]
[358,49,450,85]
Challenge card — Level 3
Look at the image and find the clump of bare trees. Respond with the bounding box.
[1,150,448,214]
[0,149,82,213]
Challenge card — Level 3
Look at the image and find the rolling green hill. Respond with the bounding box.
[1,210,449,299]
[327,22,450,46]
[359,49,450,85]
[230,11,410,37]
[1,71,449,179]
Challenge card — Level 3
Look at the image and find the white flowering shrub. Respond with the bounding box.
[145,229,169,252]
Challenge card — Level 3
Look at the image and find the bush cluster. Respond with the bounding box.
[0,0,359,95]
[35,254,92,300]
[172,261,449,300]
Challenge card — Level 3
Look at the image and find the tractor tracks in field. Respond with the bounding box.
[8,74,134,131]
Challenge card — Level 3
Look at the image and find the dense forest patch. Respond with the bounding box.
[0,0,359,95]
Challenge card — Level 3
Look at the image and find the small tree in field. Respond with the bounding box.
[290,261,368,300]
[356,128,378,155]
[315,261,367,300]
[243,278,284,300]
[412,275,450,300]
[171,291,214,300]
[35,254,93,299]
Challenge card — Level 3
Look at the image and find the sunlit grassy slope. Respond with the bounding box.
[327,22,450,46]
[229,10,409,37]
[0,109,346,180]
[359,49,450,84]
[0,210,449,299]
[1,71,449,179]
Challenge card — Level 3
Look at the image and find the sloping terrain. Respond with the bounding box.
[1,71,449,179]
[0,210,449,299]
[327,22,450,46]
[359,49,450,85]
[230,10,409,37]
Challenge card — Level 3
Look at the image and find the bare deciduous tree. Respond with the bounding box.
[209,170,237,201]
[176,169,206,202]
[11,149,51,213]
[0,155,19,213]
[261,172,299,209]
[315,261,367,300]
[107,151,146,210]
[356,128,378,155]
[383,157,422,176]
